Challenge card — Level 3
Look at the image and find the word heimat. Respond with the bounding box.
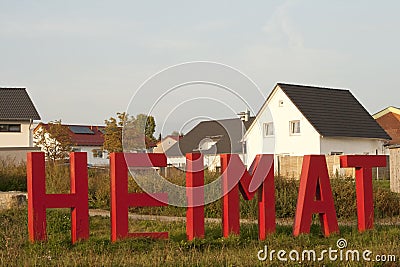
[27,152,386,244]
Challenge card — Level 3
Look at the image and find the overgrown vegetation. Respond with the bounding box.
[1,160,399,219]
[103,112,157,152]
[0,208,399,266]
[0,161,399,266]
[34,120,73,162]
[0,158,26,191]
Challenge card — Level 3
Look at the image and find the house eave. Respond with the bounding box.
[243,84,281,140]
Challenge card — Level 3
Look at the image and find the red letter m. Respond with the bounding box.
[220,154,275,240]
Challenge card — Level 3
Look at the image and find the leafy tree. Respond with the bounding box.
[135,114,157,143]
[170,131,181,136]
[103,113,125,153]
[34,120,73,162]
[103,112,157,152]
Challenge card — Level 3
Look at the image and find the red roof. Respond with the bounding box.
[36,124,105,146]
[375,113,400,145]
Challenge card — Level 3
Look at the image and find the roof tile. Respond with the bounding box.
[0,88,41,120]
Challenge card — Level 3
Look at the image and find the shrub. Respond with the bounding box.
[331,178,357,218]
[1,160,399,219]
[0,158,26,191]
[374,186,400,218]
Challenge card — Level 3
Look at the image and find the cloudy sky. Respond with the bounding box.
[1,1,399,135]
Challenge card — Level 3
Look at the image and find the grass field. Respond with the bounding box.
[1,161,400,266]
[0,208,399,266]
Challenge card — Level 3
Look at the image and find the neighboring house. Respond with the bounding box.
[166,117,254,170]
[34,124,108,166]
[373,106,400,151]
[153,135,181,153]
[0,88,41,161]
[244,83,391,168]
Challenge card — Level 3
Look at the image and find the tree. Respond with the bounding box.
[170,131,181,136]
[135,114,157,143]
[103,113,126,153]
[34,120,73,162]
[103,112,157,152]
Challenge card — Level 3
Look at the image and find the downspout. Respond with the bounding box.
[29,119,33,147]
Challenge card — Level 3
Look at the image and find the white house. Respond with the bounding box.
[0,88,41,161]
[153,135,181,153]
[34,124,109,166]
[166,117,254,171]
[243,83,391,168]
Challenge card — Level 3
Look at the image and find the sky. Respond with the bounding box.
[1,1,399,136]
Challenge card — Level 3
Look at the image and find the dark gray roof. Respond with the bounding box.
[167,117,255,157]
[277,83,390,139]
[0,88,41,120]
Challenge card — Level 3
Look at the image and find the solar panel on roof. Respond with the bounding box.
[68,126,94,134]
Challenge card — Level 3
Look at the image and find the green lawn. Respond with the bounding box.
[0,208,399,266]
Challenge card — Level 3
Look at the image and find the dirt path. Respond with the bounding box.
[89,209,400,226]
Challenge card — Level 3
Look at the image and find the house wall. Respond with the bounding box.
[320,137,385,155]
[167,153,245,171]
[0,120,33,147]
[153,137,178,153]
[167,156,186,168]
[244,113,274,168]
[73,146,109,166]
[245,86,320,167]
[272,87,321,156]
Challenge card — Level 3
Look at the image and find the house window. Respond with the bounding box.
[279,100,284,107]
[0,124,21,132]
[92,149,103,158]
[330,152,343,155]
[289,120,300,134]
[263,122,274,136]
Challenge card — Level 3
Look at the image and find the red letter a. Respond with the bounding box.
[293,155,339,237]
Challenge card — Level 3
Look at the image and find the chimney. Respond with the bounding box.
[237,109,250,122]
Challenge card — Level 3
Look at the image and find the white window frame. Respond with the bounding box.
[289,120,300,135]
[263,122,274,137]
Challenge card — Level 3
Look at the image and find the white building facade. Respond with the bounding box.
[244,83,389,168]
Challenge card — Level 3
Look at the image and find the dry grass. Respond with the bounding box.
[0,208,399,266]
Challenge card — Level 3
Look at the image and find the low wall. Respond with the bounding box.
[0,191,27,210]
[0,147,41,162]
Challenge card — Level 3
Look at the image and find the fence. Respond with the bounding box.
[277,155,390,179]
[390,147,400,193]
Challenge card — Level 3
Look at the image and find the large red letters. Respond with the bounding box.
[293,155,339,237]
[27,153,387,244]
[220,154,275,240]
[27,152,89,244]
[110,153,168,242]
[186,153,205,240]
[340,155,387,231]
